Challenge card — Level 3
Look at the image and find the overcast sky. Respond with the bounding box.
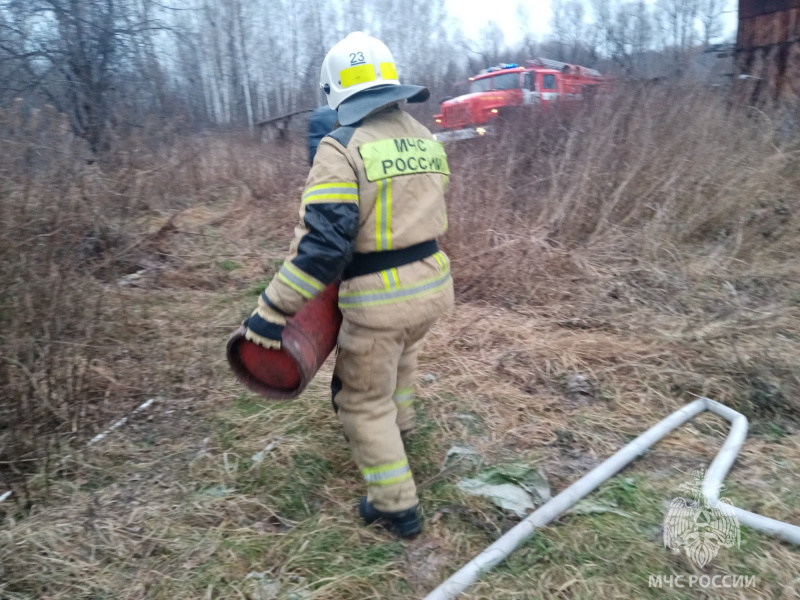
[446,0,739,46]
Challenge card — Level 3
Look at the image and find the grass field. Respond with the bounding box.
[2,88,800,599]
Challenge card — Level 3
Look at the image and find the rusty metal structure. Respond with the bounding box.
[737,0,800,102]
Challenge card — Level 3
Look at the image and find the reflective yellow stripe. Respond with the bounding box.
[369,471,413,486]
[339,268,452,308]
[278,272,315,299]
[303,183,358,204]
[283,262,324,291]
[375,178,392,250]
[375,179,383,249]
[306,183,358,191]
[342,262,449,297]
[362,459,412,486]
[303,194,358,203]
[385,179,392,250]
[394,388,415,409]
[379,268,400,290]
[341,64,377,88]
[362,459,408,476]
[306,181,358,192]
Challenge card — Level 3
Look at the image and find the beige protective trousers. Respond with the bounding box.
[332,316,435,513]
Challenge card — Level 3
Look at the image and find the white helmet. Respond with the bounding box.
[320,32,401,110]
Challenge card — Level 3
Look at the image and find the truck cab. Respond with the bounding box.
[434,59,606,135]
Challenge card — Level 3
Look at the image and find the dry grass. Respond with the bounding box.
[444,84,800,418]
[1,86,800,599]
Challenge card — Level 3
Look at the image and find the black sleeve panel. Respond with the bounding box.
[292,202,360,284]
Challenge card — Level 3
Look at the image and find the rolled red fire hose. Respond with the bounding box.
[226,283,342,400]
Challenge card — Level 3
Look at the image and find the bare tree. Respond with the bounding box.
[232,0,254,131]
[592,0,654,75]
[0,0,164,153]
[516,3,538,59]
[654,0,700,74]
[698,0,726,47]
[1,0,470,134]
[479,20,505,67]
[551,1,597,65]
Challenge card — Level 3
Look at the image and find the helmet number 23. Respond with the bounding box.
[350,52,365,65]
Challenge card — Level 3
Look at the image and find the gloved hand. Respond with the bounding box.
[243,296,288,350]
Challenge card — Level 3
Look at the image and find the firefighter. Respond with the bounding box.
[307,105,338,164]
[242,31,453,538]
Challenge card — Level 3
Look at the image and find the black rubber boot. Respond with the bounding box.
[359,497,421,538]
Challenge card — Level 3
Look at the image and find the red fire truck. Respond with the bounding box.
[434,58,608,141]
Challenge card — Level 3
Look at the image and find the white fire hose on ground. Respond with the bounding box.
[425,398,800,600]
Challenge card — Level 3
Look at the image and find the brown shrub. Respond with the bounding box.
[443,84,800,303]
[0,104,303,502]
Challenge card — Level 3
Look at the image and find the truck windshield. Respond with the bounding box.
[490,73,520,90]
[469,78,491,93]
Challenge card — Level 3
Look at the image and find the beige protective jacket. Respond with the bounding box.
[263,104,454,329]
